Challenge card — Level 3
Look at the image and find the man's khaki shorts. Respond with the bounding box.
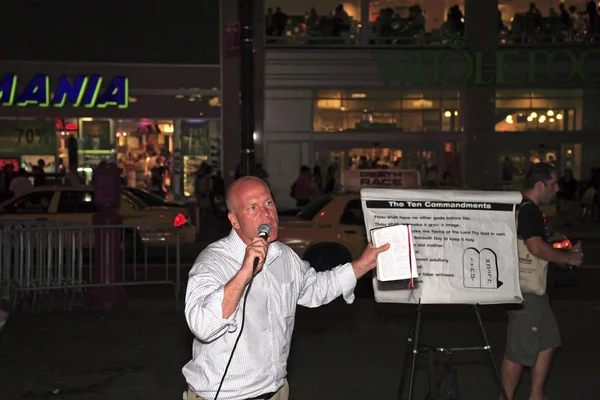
[185,379,289,400]
[505,293,561,367]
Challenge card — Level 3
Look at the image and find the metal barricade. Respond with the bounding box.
[0,221,182,311]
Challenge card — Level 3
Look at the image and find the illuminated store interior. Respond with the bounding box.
[313,90,461,132]
[1,117,221,198]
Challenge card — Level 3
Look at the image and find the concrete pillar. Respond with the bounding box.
[582,89,600,132]
[221,0,265,185]
[581,89,600,180]
[461,0,499,189]
[171,118,183,201]
[359,0,370,45]
[221,0,242,185]
[253,0,265,165]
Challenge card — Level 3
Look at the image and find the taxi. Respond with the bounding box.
[278,193,367,272]
[278,169,421,272]
[0,186,196,245]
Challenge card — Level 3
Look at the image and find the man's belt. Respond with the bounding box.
[246,390,277,400]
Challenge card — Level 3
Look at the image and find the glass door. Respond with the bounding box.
[441,141,461,187]
[317,146,440,185]
[561,143,581,180]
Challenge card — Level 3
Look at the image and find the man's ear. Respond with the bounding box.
[228,211,240,229]
[535,181,544,192]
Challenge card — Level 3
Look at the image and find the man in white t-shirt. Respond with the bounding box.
[8,171,32,198]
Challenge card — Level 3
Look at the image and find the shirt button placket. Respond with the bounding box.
[265,273,278,389]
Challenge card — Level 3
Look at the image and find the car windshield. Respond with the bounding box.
[120,190,146,209]
[124,188,172,207]
[297,196,333,221]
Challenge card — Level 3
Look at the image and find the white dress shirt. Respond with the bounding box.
[182,229,357,400]
[9,176,32,198]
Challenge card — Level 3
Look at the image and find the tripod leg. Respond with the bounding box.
[407,303,422,400]
[396,329,414,400]
[475,305,509,400]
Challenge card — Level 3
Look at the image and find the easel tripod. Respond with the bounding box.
[397,302,509,400]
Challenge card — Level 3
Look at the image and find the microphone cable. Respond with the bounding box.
[214,270,255,400]
[214,258,258,400]
[214,224,270,400]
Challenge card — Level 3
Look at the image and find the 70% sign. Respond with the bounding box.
[17,128,51,146]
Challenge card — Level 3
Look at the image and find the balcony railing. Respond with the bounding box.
[265,16,460,47]
[499,31,600,45]
[265,29,459,47]
[264,23,600,47]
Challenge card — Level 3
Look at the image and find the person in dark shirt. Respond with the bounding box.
[557,169,578,226]
[32,159,47,186]
[500,162,583,400]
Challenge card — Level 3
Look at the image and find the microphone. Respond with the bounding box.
[257,223,272,240]
[253,224,272,272]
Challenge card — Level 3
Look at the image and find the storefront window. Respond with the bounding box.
[442,141,460,187]
[182,119,221,197]
[315,146,439,186]
[113,119,174,192]
[56,118,79,173]
[499,148,561,186]
[0,119,60,177]
[0,116,222,200]
[500,144,582,187]
[495,89,583,132]
[314,90,460,132]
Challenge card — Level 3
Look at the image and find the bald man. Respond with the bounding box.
[182,177,389,400]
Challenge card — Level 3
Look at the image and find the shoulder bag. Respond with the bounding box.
[516,203,548,295]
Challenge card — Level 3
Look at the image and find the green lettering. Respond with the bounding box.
[495,50,519,84]
[526,50,547,83]
[546,50,579,81]
[409,52,424,85]
[373,51,411,85]
[374,46,597,86]
[473,51,494,84]
[441,50,474,84]
[431,51,444,85]
[577,49,600,82]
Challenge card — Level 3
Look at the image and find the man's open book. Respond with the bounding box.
[370,224,418,282]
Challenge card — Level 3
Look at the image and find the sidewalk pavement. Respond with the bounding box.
[0,298,598,400]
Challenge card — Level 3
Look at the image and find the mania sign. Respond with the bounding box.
[0,74,129,108]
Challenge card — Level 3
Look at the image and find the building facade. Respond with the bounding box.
[0,0,260,199]
[262,0,600,208]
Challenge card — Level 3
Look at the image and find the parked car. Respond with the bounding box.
[0,186,196,246]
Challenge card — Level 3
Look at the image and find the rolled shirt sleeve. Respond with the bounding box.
[185,266,241,342]
[297,260,357,307]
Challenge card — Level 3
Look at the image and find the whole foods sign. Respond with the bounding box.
[374,43,600,85]
[0,74,129,108]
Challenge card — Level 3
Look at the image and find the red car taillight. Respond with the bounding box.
[553,239,572,250]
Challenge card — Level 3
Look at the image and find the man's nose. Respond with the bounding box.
[260,205,272,215]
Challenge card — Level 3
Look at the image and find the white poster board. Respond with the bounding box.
[361,188,524,305]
